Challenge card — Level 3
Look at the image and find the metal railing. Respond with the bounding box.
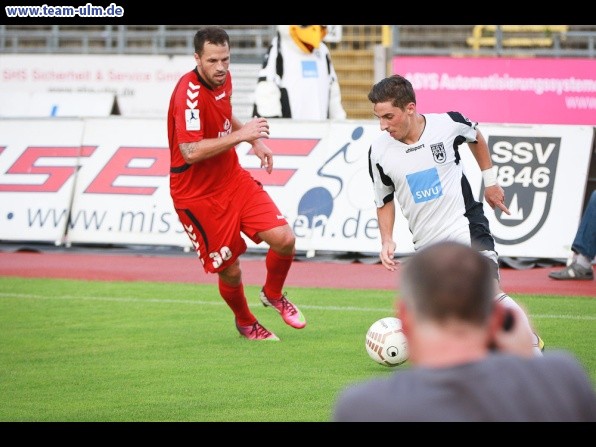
[391,26,596,58]
[1,25,595,59]
[0,25,276,61]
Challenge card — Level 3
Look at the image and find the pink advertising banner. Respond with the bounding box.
[392,57,596,125]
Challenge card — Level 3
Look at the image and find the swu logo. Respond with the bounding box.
[407,167,442,203]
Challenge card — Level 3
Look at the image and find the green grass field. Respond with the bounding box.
[1,276,594,422]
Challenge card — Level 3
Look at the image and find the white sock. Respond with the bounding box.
[495,293,543,356]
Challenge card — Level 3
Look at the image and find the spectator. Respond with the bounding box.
[331,241,596,422]
[549,190,595,280]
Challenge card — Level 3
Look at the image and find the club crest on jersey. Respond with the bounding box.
[431,143,446,164]
[218,118,232,138]
[185,109,200,131]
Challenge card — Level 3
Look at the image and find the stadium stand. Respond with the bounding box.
[1,25,595,119]
[466,25,569,51]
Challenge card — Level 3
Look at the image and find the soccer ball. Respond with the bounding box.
[365,317,409,367]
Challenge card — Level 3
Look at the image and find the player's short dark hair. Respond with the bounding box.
[194,26,230,56]
[368,74,416,109]
[400,241,495,325]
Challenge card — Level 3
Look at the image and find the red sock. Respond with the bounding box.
[218,278,256,327]
[262,249,294,300]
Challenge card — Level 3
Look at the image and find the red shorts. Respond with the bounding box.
[174,175,287,274]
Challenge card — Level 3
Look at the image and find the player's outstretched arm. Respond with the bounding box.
[179,116,270,165]
[231,115,273,173]
[377,201,398,271]
[251,139,273,173]
[484,184,511,215]
[232,115,274,174]
[468,129,511,215]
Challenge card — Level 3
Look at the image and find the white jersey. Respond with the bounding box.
[369,111,495,251]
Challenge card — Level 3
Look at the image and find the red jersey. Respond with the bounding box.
[167,67,245,204]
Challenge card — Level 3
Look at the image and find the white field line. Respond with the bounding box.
[1,292,595,320]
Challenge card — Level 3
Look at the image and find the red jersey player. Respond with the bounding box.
[167,26,306,340]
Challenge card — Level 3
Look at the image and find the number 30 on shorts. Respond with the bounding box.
[209,246,232,268]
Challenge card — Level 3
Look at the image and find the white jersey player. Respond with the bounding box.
[367,74,544,355]
[370,111,491,250]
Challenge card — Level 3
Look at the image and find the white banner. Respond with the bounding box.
[463,124,593,258]
[0,119,85,244]
[238,120,414,254]
[0,55,257,122]
[66,118,188,247]
[0,117,593,259]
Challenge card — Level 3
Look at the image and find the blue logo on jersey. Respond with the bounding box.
[301,61,318,78]
[407,167,443,203]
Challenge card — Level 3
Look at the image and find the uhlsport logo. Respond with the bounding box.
[482,135,560,245]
